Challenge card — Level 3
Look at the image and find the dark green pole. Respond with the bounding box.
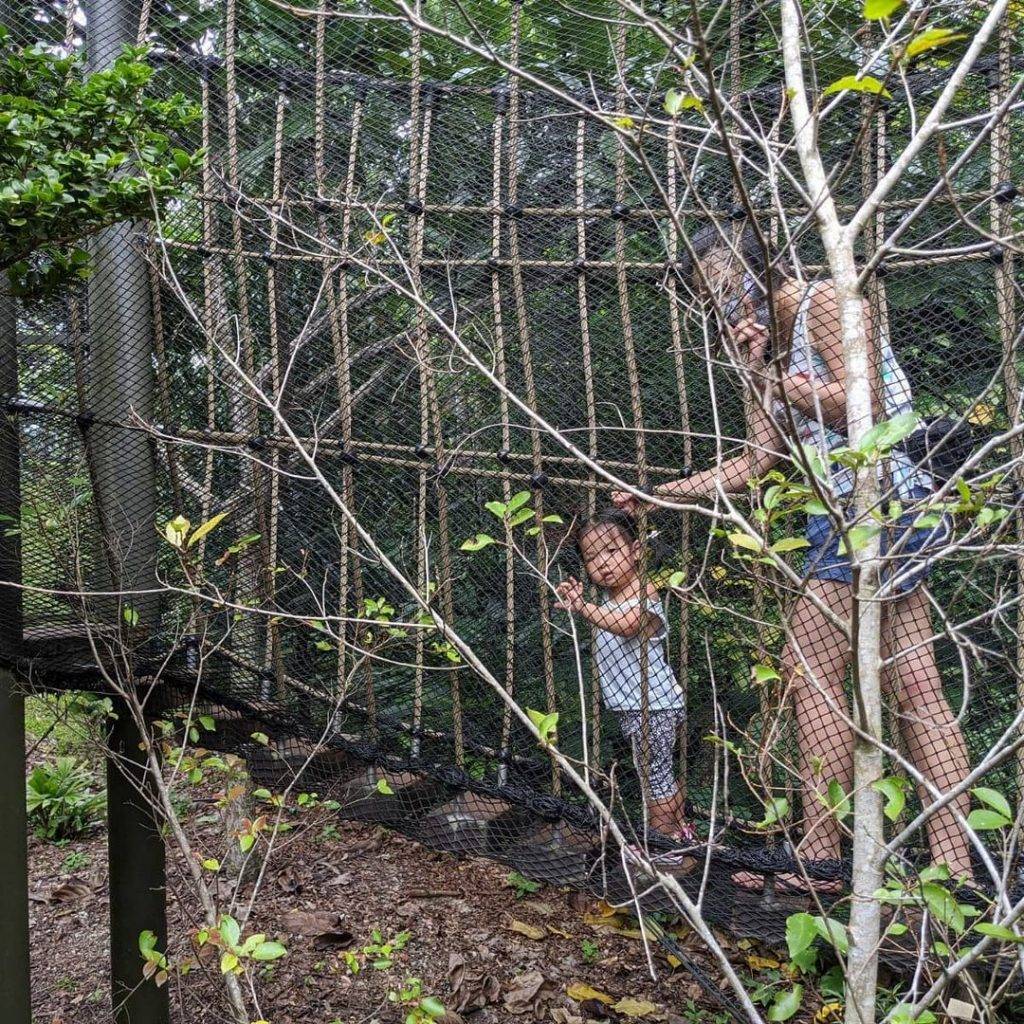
[0,163,30,1022]
[81,0,167,1020]
[107,703,169,1024]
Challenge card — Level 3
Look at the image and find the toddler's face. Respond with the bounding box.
[579,524,637,590]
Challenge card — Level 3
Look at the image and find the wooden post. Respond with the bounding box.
[82,1,167,1020]
[107,704,169,1024]
[0,275,29,1024]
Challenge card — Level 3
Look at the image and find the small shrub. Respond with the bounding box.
[26,757,106,840]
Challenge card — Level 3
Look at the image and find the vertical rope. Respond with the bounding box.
[146,262,183,514]
[197,71,221,566]
[317,15,366,711]
[262,87,287,687]
[989,21,1023,785]
[614,22,652,814]
[225,0,277,697]
[575,116,602,773]
[665,118,692,803]
[491,88,516,784]
[407,18,463,765]
[508,2,558,792]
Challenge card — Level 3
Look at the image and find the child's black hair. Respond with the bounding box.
[577,507,639,548]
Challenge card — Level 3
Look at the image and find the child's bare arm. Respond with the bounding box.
[554,578,660,639]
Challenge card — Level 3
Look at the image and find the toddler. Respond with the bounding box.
[555,509,695,855]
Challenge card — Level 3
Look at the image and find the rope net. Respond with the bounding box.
[4,0,1024,960]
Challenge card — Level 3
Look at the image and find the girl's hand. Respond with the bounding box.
[555,577,585,613]
[727,295,769,367]
[611,490,651,514]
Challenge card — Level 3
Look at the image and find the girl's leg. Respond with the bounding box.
[643,713,689,836]
[784,580,855,862]
[734,580,852,891]
[884,587,974,880]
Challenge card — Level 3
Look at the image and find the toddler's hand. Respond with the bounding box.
[611,490,649,514]
[554,577,584,613]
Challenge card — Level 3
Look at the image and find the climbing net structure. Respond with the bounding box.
[5,0,1024,973]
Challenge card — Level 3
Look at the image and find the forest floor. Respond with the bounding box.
[25,697,802,1024]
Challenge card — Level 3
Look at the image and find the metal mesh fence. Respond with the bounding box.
[4,0,1024,964]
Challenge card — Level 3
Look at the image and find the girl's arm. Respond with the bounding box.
[650,399,783,501]
[777,283,878,429]
[555,580,662,639]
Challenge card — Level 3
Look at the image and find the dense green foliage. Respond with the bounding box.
[0,28,200,299]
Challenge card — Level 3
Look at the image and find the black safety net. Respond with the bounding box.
[3,0,1024,986]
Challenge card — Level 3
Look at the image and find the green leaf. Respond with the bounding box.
[220,951,239,974]
[186,511,227,548]
[460,533,496,552]
[239,833,256,853]
[972,787,1012,821]
[905,28,967,60]
[891,1005,936,1024]
[770,537,810,553]
[813,916,850,955]
[202,858,220,871]
[727,531,763,552]
[872,777,907,822]
[139,929,158,956]
[219,915,241,950]
[974,922,1024,943]
[507,508,535,528]
[419,996,447,1019]
[753,663,781,684]
[921,883,965,931]
[376,778,395,796]
[251,940,288,961]
[864,0,903,18]
[484,500,506,519]
[857,413,919,454]
[823,75,892,100]
[198,716,215,732]
[757,796,790,829]
[767,985,803,1022]
[838,524,880,555]
[250,732,269,746]
[826,780,851,821]
[785,913,818,959]
[122,605,139,627]
[163,514,190,548]
[967,808,1011,831]
[506,490,532,514]
[542,514,564,524]
[526,707,558,745]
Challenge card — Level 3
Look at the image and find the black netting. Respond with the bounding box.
[4,0,1024,990]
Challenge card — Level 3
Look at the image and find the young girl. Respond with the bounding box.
[614,219,974,894]
[554,509,695,852]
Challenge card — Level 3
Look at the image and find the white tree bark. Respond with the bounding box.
[779,4,885,1022]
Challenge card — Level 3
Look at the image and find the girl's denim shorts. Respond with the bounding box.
[804,489,951,596]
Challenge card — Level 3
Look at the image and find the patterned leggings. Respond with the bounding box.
[615,709,685,800]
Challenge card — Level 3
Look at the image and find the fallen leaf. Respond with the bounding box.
[612,996,661,1019]
[746,955,782,971]
[49,880,92,903]
[508,919,546,941]
[566,982,614,1005]
[551,1011,584,1024]
[503,971,556,1016]
[595,900,619,917]
[447,953,501,1013]
[280,909,353,945]
[546,924,572,939]
[524,900,555,917]
[276,865,302,893]
[567,892,592,913]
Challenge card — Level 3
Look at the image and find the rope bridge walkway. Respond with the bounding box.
[3,1,1024,1017]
